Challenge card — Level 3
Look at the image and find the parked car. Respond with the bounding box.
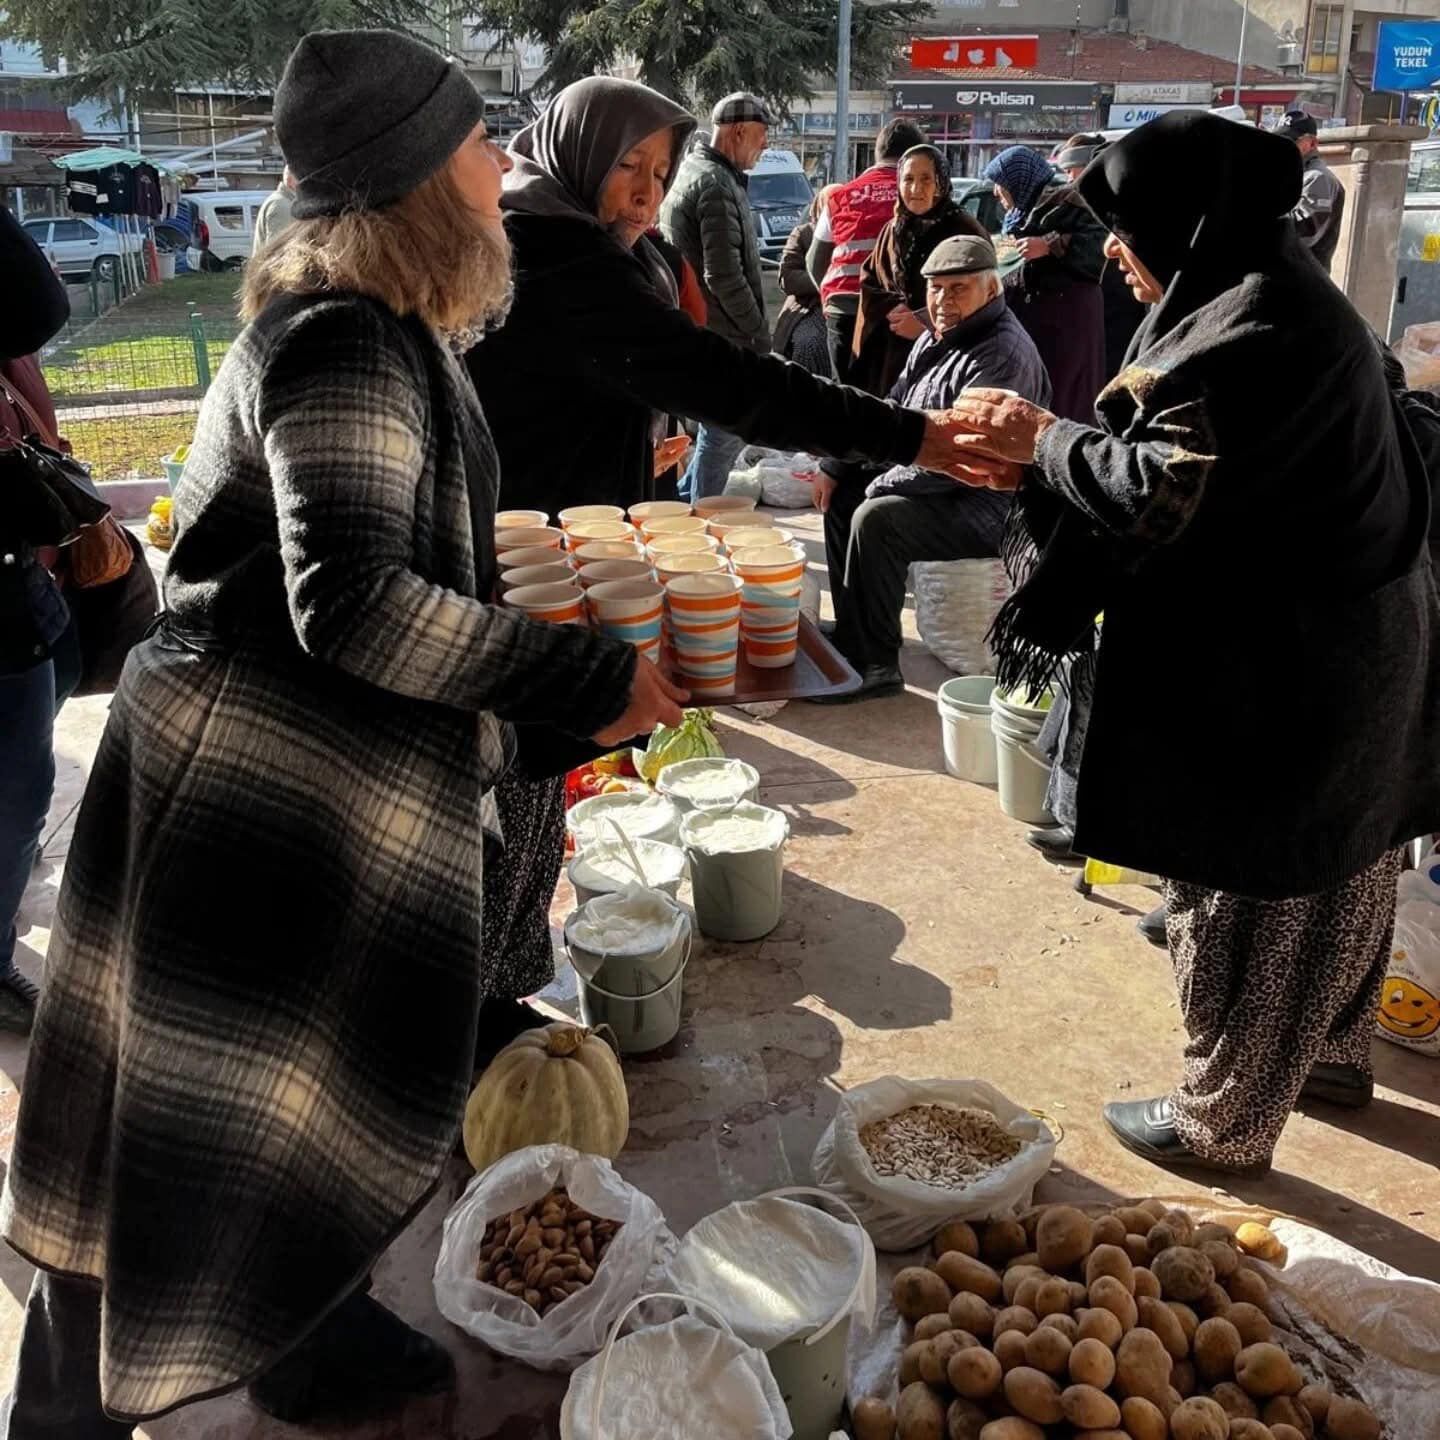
[952,177,1007,236]
[747,149,815,263]
[21,214,141,283]
[183,190,275,267]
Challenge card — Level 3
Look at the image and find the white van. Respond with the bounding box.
[184,190,274,266]
[746,149,814,262]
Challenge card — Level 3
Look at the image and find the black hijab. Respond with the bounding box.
[989,114,1305,697]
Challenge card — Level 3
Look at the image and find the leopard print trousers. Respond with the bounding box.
[1164,850,1402,1167]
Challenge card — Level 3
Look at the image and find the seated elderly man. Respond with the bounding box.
[814,235,1051,701]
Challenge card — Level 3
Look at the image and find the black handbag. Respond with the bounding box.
[67,525,159,696]
[0,379,109,543]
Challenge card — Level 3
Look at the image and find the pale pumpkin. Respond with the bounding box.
[463,1023,629,1172]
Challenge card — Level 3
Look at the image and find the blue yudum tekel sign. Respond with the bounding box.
[1374,20,1440,93]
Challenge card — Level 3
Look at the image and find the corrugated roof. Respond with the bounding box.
[895,29,1292,89]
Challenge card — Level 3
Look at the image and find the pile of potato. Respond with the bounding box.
[851,1200,1382,1440]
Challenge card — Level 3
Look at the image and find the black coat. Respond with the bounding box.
[467,213,925,517]
[1034,242,1440,897]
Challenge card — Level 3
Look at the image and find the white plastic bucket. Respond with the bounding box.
[567,791,682,849]
[564,893,692,1054]
[990,701,1055,825]
[567,839,687,907]
[656,757,761,814]
[680,803,788,942]
[665,1188,875,1440]
[937,676,998,785]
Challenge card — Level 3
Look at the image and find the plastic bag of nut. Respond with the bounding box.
[434,1144,677,1370]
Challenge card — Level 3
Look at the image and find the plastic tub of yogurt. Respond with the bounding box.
[656,757,761,814]
[680,803,789,942]
[566,790,682,849]
[564,888,692,1053]
[567,838,688,907]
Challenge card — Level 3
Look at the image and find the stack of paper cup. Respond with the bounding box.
[496,525,565,555]
[499,561,575,593]
[558,504,626,535]
[641,514,710,544]
[629,500,692,526]
[499,544,575,573]
[574,540,641,565]
[647,532,720,561]
[577,558,653,589]
[694,494,757,521]
[732,544,805,668]
[653,550,728,588]
[709,513,777,553]
[565,519,638,552]
[495,508,550,531]
[586,579,664,663]
[506,580,586,625]
[665,573,744,696]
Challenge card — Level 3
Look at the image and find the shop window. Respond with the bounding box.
[1307,3,1344,75]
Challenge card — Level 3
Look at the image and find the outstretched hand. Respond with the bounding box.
[592,657,688,746]
[949,389,1056,464]
[917,409,1028,491]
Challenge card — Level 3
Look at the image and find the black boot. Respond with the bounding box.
[1026,827,1082,863]
[1102,1096,1272,1179]
[1297,1062,1374,1110]
[811,663,905,704]
[249,1292,455,1424]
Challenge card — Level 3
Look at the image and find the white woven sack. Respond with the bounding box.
[911,559,1010,675]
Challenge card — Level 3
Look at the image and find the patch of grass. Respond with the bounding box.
[62,413,197,481]
[45,336,233,397]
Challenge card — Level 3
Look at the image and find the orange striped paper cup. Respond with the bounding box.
[506,580,586,625]
[629,500,693,526]
[558,504,626,533]
[495,509,550,530]
[495,525,565,554]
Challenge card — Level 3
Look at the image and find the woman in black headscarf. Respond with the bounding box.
[467,79,971,1050]
[951,112,1440,1178]
[850,144,988,398]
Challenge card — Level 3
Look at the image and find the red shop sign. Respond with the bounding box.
[910,35,1040,72]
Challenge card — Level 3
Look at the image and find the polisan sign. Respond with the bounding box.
[890,81,1097,114]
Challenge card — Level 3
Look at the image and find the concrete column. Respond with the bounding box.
[1320,123,1426,334]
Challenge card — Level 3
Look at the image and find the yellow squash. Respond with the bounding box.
[463,1023,629,1173]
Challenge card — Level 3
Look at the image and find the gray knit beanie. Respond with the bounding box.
[275,28,485,218]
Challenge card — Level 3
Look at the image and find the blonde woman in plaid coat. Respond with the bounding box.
[0,30,685,1437]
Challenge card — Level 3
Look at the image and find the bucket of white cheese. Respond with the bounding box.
[679,802,789,942]
[655,756,761,814]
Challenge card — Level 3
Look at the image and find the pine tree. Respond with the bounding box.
[2,0,447,100]
[467,0,932,111]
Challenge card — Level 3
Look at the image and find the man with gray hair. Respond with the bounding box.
[661,92,773,500]
[814,235,1052,701]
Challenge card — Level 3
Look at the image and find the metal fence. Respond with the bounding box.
[41,272,242,482]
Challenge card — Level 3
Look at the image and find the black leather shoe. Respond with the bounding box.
[250,1293,455,1423]
[1137,903,1169,949]
[1297,1062,1374,1110]
[1102,1096,1273,1179]
[1027,826,1082,863]
[810,663,905,704]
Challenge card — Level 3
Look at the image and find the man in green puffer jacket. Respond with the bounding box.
[661,92,773,501]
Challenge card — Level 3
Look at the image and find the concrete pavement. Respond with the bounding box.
[2,508,1436,1438]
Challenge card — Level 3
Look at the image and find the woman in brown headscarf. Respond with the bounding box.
[850,144,988,397]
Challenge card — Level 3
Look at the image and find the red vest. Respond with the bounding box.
[820,163,898,308]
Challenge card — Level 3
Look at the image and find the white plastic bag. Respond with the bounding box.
[811,1077,1057,1251]
[666,1188,875,1350]
[433,1144,677,1370]
[561,1294,791,1440]
[911,559,1010,675]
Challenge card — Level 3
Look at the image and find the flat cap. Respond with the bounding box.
[711,92,774,127]
[921,234,999,277]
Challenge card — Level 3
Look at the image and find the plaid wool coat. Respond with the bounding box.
[1,292,635,1420]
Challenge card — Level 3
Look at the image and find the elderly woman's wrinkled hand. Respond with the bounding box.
[592,657,689,746]
[950,388,1055,464]
[653,434,692,477]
